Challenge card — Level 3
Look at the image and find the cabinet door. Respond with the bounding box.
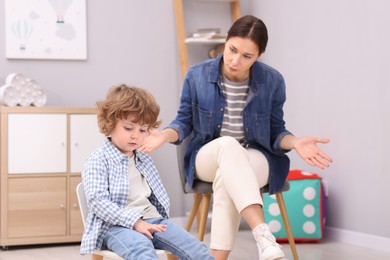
[70,176,83,235]
[70,114,105,173]
[7,176,67,238]
[8,114,67,174]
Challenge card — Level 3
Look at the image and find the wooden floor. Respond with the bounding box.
[1,230,389,260]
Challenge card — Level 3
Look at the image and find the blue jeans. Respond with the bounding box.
[102,218,215,260]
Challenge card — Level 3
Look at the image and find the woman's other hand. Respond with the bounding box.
[293,136,333,169]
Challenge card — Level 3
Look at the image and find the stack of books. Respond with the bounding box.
[192,28,225,39]
[186,28,226,44]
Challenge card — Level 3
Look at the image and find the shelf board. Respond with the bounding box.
[192,0,238,2]
[185,37,225,45]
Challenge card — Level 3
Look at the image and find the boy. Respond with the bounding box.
[80,84,214,260]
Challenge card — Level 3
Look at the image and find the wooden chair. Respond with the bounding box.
[76,182,176,260]
[176,137,299,260]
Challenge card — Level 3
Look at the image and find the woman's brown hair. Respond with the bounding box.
[226,15,268,55]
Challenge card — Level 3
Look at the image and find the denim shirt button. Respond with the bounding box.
[217,125,221,128]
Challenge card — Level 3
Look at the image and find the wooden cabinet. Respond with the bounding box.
[8,176,67,238]
[0,106,105,247]
[70,115,105,173]
[70,176,83,236]
[8,114,67,174]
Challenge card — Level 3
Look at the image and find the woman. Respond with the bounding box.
[141,15,332,260]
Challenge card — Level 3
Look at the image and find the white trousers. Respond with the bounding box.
[195,136,269,251]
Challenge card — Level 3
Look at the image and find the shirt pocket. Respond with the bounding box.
[252,112,271,141]
[193,103,213,135]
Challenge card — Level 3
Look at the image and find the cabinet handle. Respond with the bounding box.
[73,203,78,208]
[60,204,65,209]
[74,142,79,147]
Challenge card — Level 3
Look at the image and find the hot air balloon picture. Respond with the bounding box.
[11,19,33,51]
[5,0,87,60]
[48,0,74,24]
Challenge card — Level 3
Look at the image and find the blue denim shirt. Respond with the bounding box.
[168,55,293,194]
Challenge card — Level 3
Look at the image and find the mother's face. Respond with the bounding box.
[222,36,260,82]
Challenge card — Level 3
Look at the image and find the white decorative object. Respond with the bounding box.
[0,73,47,107]
[0,83,20,107]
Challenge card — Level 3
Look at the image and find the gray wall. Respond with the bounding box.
[1,0,389,242]
[251,0,390,239]
[0,0,250,218]
[0,0,185,216]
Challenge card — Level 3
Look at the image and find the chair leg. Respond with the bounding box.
[197,193,211,241]
[166,252,178,260]
[185,193,203,232]
[91,254,103,260]
[275,192,299,260]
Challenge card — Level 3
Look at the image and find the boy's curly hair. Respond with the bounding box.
[96,84,161,136]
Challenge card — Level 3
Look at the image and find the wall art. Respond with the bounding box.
[4,0,87,60]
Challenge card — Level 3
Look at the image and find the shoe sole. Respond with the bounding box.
[260,253,286,260]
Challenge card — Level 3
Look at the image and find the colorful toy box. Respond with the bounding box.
[262,170,326,242]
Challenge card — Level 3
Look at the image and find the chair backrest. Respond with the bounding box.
[176,135,190,194]
[176,133,213,195]
[76,182,88,227]
[260,180,290,194]
[76,183,168,259]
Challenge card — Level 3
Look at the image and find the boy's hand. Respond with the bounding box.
[133,219,167,239]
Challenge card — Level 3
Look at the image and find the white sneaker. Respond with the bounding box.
[253,223,285,260]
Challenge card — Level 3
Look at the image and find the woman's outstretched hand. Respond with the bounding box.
[139,129,167,154]
[293,136,333,169]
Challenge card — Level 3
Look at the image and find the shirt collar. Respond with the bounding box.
[103,138,147,165]
[103,138,128,163]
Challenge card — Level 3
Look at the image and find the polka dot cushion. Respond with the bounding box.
[262,169,326,242]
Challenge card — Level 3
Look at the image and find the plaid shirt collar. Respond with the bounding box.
[103,138,148,165]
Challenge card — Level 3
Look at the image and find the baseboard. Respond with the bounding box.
[325,226,390,253]
[172,217,390,253]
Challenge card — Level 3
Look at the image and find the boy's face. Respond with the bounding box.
[110,115,149,157]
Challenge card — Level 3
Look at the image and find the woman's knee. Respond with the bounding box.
[216,136,242,149]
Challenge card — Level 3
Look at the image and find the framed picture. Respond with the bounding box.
[4,0,87,60]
